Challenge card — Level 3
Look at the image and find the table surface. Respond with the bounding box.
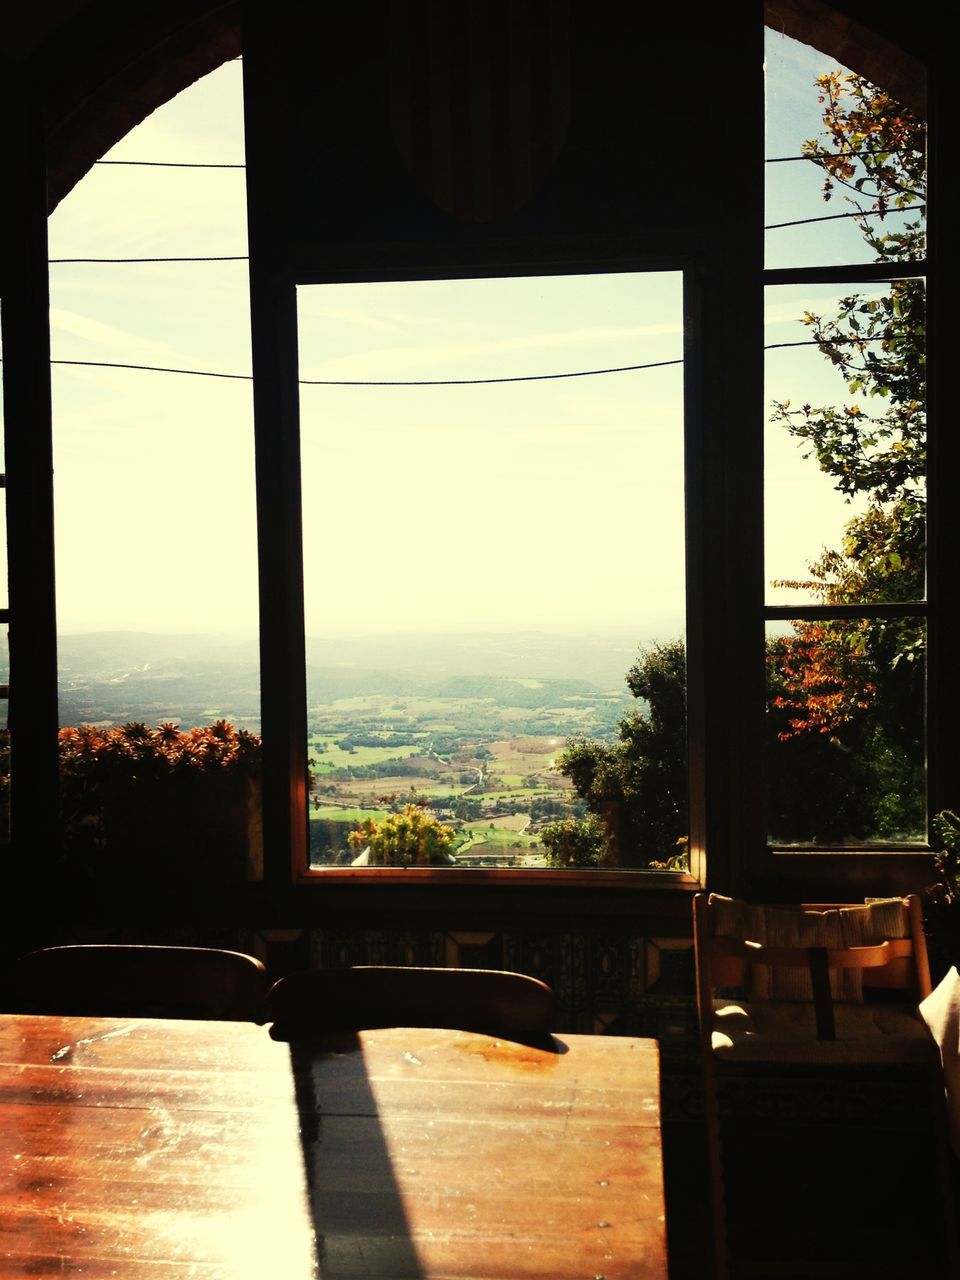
[0,1014,667,1279]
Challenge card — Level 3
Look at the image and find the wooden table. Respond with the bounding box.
[0,1014,667,1279]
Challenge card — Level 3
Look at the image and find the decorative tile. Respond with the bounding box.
[593,1007,644,1037]
[570,933,590,1031]
[628,936,645,1004]
[444,931,502,968]
[254,928,310,977]
[508,933,562,986]
[589,935,629,998]
[314,930,364,969]
[644,937,695,996]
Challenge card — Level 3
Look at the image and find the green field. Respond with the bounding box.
[311,805,385,823]
[305,686,621,868]
[309,735,424,769]
[459,826,539,850]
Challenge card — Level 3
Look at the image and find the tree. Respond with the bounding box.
[539,814,605,868]
[554,641,687,868]
[348,804,456,867]
[767,71,926,842]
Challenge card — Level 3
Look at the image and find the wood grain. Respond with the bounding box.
[0,1016,667,1279]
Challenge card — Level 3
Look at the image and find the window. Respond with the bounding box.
[297,272,688,872]
[4,2,950,902]
[44,61,263,882]
[764,26,930,853]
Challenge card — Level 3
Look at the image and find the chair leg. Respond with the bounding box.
[926,1067,960,1274]
[702,1058,729,1280]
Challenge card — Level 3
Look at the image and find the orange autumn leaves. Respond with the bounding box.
[58,720,261,779]
[770,620,877,741]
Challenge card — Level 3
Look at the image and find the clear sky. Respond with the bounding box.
[40,34,918,638]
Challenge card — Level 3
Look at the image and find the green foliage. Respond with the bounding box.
[766,72,928,845]
[348,803,456,867]
[771,73,926,608]
[539,814,605,868]
[555,641,687,869]
[932,811,960,903]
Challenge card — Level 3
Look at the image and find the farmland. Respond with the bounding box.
[52,627,647,869]
[307,676,632,868]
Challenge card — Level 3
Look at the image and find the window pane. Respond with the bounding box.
[1,316,8,838]
[298,273,688,871]
[766,616,925,845]
[765,280,926,608]
[48,62,262,882]
[765,28,926,271]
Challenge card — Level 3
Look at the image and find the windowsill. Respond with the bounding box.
[769,845,934,856]
[296,866,699,889]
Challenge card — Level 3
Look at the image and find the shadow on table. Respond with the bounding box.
[287,1036,424,1279]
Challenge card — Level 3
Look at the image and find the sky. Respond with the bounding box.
[35,33,922,639]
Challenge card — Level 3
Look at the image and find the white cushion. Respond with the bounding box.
[920,966,960,1157]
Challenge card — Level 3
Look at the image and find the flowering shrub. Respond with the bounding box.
[58,720,261,782]
[56,722,263,884]
[348,803,455,867]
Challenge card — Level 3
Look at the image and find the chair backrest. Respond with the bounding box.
[263,965,556,1047]
[15,944,269,1021]
[693,893,931,1042]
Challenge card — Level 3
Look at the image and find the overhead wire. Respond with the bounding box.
[49,154,919,380]
[43,336,893,386]
[45,205,927,264]
[765,148,923,164]
[94,151,924,169]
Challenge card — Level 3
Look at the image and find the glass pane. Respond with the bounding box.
[765,28,926,271]
[0,623,7,845]
[0,353,6,614]
[299,273,688,871]
[0,315,8,839]
[767,616,925,845]
[48,62,262,883]
[765,280,925,608]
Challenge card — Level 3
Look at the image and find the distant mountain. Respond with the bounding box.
[302,630,658,689]
[57,632,261,730]
[56,628,680,728]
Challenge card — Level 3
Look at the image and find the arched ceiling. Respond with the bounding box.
[12,0,930,214]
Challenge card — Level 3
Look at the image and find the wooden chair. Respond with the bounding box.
[693,893,958,1279]
[262,964,556,1048]
[15,944,269,1021]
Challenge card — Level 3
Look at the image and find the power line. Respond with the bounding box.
[95,159,245,169]
[45,338,891,386]
[766,205,925,230]
[52,359,252,382]
[765,338,896,351]
[45,207,927,265]
[49,255,248,264]
[50,357,684,385]
[765,148,923,164]
[93,151,923,170]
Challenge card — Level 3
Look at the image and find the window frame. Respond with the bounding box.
[5,2,950,907]
[251,261,705,891]
[762,259,931,855]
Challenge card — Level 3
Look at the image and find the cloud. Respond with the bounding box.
[300,322,684,380]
